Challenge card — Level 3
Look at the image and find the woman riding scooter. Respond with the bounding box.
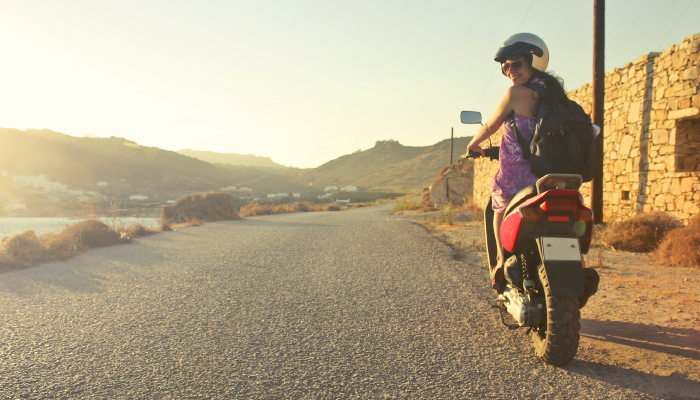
[466,33,572,289]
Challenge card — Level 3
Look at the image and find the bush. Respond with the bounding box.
[324,205,341,212]
[394,198,422,212]
[1,230,46,265]
[653,216,700,268]
[123,223,158,238]
[62,220,123,251]
[239,203,274,216]
[603,212,682,252]
[0,220,127,271]
[162,192,241,224]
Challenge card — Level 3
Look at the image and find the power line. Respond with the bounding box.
[515,0,536,33]
[659,0,693,48]
[471,68,499,109]
[642,0,677,52]
[471,0,535,109]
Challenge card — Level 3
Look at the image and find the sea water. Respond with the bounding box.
[0,217,161,241]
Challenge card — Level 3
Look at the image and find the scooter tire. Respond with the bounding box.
[531,263,581,366]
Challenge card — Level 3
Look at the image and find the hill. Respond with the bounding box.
[293,137,472,190]
[0,128,305,198]
[176,149,286,168]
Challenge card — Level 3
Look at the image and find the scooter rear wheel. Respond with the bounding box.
[531,263,581,366]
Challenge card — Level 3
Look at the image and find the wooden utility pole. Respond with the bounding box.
[450,127,454,165]
[591,0,605,223]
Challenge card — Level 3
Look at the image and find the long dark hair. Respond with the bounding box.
[533,70,570,108]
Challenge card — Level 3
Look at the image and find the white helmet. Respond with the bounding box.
[494,33,549,72]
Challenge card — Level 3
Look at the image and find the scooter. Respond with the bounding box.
[460,111,599,366]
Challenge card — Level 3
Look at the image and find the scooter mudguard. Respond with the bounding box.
[538,237,584,298]
[484,197,499,271]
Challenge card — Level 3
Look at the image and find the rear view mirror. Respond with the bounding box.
[460,111,482,124]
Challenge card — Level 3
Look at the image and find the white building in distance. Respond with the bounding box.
[340,186,358,192]
[324,186,338,192]
[129,195,148,200]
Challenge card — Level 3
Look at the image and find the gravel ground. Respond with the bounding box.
[0,204,658,399]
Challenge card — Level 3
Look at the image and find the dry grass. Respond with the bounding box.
[0,220,146,271]
[653,216,700,268]
[162,192,241,224]
[602,212,682,253]
[239,201,348,217]
[394,198,422,212]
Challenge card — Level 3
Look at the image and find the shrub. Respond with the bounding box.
[1,230,46,265]
[62,220,123,251]
[162,192,241,224]
[394,198,422,212]
[0,221,127,271]
[324,205,341,211]
[125,223,158,238]
[239,203,274,216]
[603,212,682,252]
[653,216,700,268]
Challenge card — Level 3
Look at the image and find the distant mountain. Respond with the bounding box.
[0,128,304,198]
[294,137,473,190]
[0,127,472,199]
[176,149,286,168]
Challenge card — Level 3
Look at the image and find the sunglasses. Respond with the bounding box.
[501,60,524,76]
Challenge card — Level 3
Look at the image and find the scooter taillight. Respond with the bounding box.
[540,199,578,213]
[576,208,592,223]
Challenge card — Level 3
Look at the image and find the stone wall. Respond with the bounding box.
[472,129,503,210]
[472,32,700,224]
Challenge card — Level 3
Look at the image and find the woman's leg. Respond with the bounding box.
[494,211,505,267]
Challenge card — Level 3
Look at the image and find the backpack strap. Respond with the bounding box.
[508,110,531,159]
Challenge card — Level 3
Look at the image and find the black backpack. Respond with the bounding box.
[509,83,597,182]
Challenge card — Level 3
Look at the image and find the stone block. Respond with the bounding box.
[652,129,669,144]
[681,177,694,192]
[610,191,620,205]
[626,158,634,173]
[679,99,692,109]
[665,155,676,171]
[619,134,634,157]
[651,181,662,196]
[676,195,686,211]
[643,204,652,213]
[655,88,666,101]
[683,201,700,214]
[654,194,667,208]
[627,102,641,123]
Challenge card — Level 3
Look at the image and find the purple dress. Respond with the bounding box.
[490,83,542,213]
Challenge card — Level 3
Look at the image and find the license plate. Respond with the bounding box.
[541,237,581,261]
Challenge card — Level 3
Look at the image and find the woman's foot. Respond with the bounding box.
[490,261,505,294]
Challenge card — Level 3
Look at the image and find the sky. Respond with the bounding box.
[0,0,698,168]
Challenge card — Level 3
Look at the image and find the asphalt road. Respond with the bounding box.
[0,204,657,399]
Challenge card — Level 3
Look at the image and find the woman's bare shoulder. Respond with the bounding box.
[506,85,537,98]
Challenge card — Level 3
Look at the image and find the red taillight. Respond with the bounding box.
[577,208,592,222]
[540,199,578,213]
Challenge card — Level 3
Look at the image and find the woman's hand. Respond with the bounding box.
[466,142,485,158]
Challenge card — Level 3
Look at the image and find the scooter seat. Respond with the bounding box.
[504,184,538,217]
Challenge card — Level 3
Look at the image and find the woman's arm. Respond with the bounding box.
[466,86,528,156]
